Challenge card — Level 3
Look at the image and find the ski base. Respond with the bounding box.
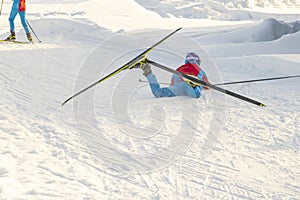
[61,28,182,106]
[0,39,33,44]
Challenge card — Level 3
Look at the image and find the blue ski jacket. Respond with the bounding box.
[145,63,209,98]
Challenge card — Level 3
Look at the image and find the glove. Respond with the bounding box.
[183,76,201,88]
[185,79,198,88]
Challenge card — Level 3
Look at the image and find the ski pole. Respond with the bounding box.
[0,0,4,16]
[140,75,300,86]
[215,75,300,86]
[27,20,42,43]
[139,79,170,85]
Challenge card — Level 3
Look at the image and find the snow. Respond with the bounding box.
[0,0,300,199]
[135,0,300,20]
[194,18,300,44]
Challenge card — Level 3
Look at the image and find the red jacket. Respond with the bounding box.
[19,0,26,12]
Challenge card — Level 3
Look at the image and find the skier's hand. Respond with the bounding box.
[185,80,198,88]
[183,75,201,88]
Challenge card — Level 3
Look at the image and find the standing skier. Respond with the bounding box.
[135,52,209,98]
[5,0,32,42]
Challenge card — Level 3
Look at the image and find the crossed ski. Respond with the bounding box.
[62,28,266,107]
[61,28,182,106]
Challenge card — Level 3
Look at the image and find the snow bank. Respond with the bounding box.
[135,0,300,20]
[235,18,300,42]
[27,18,112,43]
[195,18,300,44]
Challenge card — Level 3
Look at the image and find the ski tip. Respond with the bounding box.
[259,103,266,107]
[61,100,68,107]
[61,96,75,106]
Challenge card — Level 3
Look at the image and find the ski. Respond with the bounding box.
[0,39,33,44]
[146,59,266,107]
[61,28,182,106]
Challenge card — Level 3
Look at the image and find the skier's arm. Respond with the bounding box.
[199,70,210,90]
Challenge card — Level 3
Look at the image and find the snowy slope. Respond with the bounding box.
[193,18,300,44]
[0,0,300,199]
[135,0,300,20]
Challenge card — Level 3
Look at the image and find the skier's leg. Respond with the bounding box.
[132,62,175,97]
[146,73,175,97]
[19,11,32,41]
[8,4,18,32]
[19,11,30,33]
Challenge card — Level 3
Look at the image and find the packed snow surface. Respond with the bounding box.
[0,0,299,199]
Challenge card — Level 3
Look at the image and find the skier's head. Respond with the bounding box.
[185,52,201,66]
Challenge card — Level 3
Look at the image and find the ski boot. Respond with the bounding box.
[132,61,152,76]
[5,31,16,41]
[26,32,33,42]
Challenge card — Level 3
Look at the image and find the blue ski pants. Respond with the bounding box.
[146,73,176,97]
[145,73,202,98]
[9,2,30,33]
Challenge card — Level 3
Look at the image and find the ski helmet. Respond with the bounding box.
[185,52,201,65]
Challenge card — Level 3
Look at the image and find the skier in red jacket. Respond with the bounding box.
[136,52,209,98]
[5,0,32,42]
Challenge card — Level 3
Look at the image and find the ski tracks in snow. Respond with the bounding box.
[0,20,300,199]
